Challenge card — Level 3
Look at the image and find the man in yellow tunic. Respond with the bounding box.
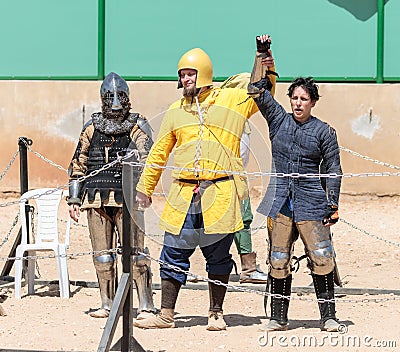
[134,47,261,331]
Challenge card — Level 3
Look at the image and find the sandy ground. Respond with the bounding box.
[0,192,400,352]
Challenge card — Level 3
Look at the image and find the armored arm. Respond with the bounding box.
[67,179,82,206]
[137,115,153,140]
[132,115,154,165]
[66,121,93,206]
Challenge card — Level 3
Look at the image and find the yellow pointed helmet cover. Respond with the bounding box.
[177,48,213,89]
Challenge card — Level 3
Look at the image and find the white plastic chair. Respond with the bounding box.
[14,188,71,299]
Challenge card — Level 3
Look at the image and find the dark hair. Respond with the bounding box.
[287,77,320,101]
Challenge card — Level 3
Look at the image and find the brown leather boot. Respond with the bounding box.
[133,308,175,329]
[207,273,229,331]
[133,278,180,329]
[239,252,268,284]
[207,310,226,331]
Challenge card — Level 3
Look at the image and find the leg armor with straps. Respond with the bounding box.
[268,274,292,327]
[312,271,337,323]
[267,213,299,279]
[131,209,156,314]
[296,220,335,276]
[87,208,118,311]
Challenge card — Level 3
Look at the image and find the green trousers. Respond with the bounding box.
[234,197,253,254]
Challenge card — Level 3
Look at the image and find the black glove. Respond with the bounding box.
[256,36,271,53]
[322,205,339,226]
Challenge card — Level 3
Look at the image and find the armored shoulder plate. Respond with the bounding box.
[83,118,93,131]
[136,115,153,139]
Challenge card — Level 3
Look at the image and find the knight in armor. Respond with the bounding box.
[249,34,343,332]
[67,72,157,319]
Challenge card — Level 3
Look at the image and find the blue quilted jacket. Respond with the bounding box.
[254,88,342,222]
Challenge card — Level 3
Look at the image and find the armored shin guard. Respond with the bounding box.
[312,271,337,323]
[94,256,116,311]
[132,248,156,314]
[269,274,292,325]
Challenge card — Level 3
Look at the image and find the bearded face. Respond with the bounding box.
[101,91,131,121]
[183,86,200,97]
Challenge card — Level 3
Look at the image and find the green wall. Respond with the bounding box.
[384,0,400,80]
[0,0,99,79]
[0,0,397,82]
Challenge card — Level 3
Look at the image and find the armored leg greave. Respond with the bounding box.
[94,257,116,311]
[297,220,335,276]
[87,208,117,311]
[130,210,156,313]
[269,274,292,325]
[312,271,337,323]
[132,247,156,313]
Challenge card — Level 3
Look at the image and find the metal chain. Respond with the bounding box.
[1,240,398,304]
[0,213,19,249]
[30,206,35,236]
[123,160,400,179]
[0,248,120,262]
[32,211,88,229]
[0,150,19,182]
[0,149,138,208]
[58,217,88,228]
[29,208,42,278]
[340,217,400,247]
[21,140,68,173]
[20,137,400,177]
[250,219,267,232]
[251,224,267,231]
[141,252,400,304]
[152,192,168,197]
[340,146,400,170]
[193,96,205,177]
[0,187,67,208]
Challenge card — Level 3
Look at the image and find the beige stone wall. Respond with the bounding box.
[1,80,399,195]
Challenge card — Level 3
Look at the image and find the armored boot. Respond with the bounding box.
[132,248,157,320]
[207,273,230,331]
[263,274,292,331]
[312,271,340,331]
[90,257,116,318]
[133,278,181,329]
[89,265,115,318]
[239,252,268,284]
